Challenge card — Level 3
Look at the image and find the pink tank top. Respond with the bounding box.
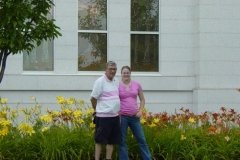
[119,80,142,116]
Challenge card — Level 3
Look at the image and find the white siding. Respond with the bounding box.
[1,0,240,114]
[194,0,240,113]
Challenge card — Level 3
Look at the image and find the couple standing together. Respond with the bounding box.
[90,61,152,160]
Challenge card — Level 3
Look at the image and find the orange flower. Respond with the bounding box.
[208,125,217,134]
[160,113,169,123]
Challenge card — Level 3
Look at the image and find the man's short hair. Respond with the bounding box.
[106,61,117,68]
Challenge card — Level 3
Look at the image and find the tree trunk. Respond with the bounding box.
[0,49,10,84]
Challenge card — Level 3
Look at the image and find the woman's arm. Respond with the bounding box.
[136,90,145,117]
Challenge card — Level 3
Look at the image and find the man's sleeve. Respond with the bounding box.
[91,79,102,99]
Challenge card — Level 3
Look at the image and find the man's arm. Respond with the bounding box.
[90,97,97,111]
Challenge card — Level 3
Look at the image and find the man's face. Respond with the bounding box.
[105,64,117,80]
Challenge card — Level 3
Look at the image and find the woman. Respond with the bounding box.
[119,66,151,160]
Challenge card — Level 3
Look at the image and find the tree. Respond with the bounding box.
[0,0,61,83]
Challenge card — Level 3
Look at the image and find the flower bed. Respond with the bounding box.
[0,96,240,160]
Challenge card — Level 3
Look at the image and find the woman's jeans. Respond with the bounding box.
[119,115,151,160]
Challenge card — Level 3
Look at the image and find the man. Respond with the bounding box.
[90,61,120,160]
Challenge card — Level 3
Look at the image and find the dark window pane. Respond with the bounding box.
[23,40,54,71]
[131,34,158,72]
[131,0,159,31]
[78,0,107,30]
[78,33,107,71]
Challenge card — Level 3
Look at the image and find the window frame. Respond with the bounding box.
[77,0,108,72]
[22,4,55,73]
[130,0,160,74]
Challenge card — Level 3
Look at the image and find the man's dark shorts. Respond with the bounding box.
[94,116,120,145]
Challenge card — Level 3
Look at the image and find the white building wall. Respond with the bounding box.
[1,0,240,114]
[194,0,240,113]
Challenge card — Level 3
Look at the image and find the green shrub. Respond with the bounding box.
[0,97,239,159]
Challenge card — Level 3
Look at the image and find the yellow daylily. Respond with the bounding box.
[153,118,160,124]
[78,99,85,107]
[67,97,75,105]
[50,111,60,116]
[86,108,94,116]
[224,136,230,142]
[10,109,18,120]
[188,117,196,123]
[40,115,53,123]
[180,134,187,140]
[41,127,50,132]
[75,119,84,125]
[140,118,146,124]
[73,110,82,118]
[63,109,71,115]
[0,98,8,104]
[0,111,7,119]
[149,123,156,128]
[18,123,35,136]
[0,119,12,126]
[89,122,95,128]
[0,127,9,137]
[56,96,66,104]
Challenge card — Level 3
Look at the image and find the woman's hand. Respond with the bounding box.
[136,109,142,118]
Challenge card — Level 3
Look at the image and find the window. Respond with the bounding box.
[23,8,54,71]
[131,0,159,72]
[23,40,53,71]
[78,0,107,71]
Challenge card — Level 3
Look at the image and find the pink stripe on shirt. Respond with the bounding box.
[99,91,119,100]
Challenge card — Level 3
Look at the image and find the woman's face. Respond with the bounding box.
[121,68,131,81]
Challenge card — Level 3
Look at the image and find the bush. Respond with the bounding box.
[0,97,239,159]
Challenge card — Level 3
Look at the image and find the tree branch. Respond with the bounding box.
[0,49,4,67]
[0,50,9,84]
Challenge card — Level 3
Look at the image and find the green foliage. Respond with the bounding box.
[0,0,61,54]
[1,98,240,159]
[142,126,240,160]
[0,127,95,160]
[0,130,239,160]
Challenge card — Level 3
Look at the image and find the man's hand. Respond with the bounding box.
[92,111,96,124]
